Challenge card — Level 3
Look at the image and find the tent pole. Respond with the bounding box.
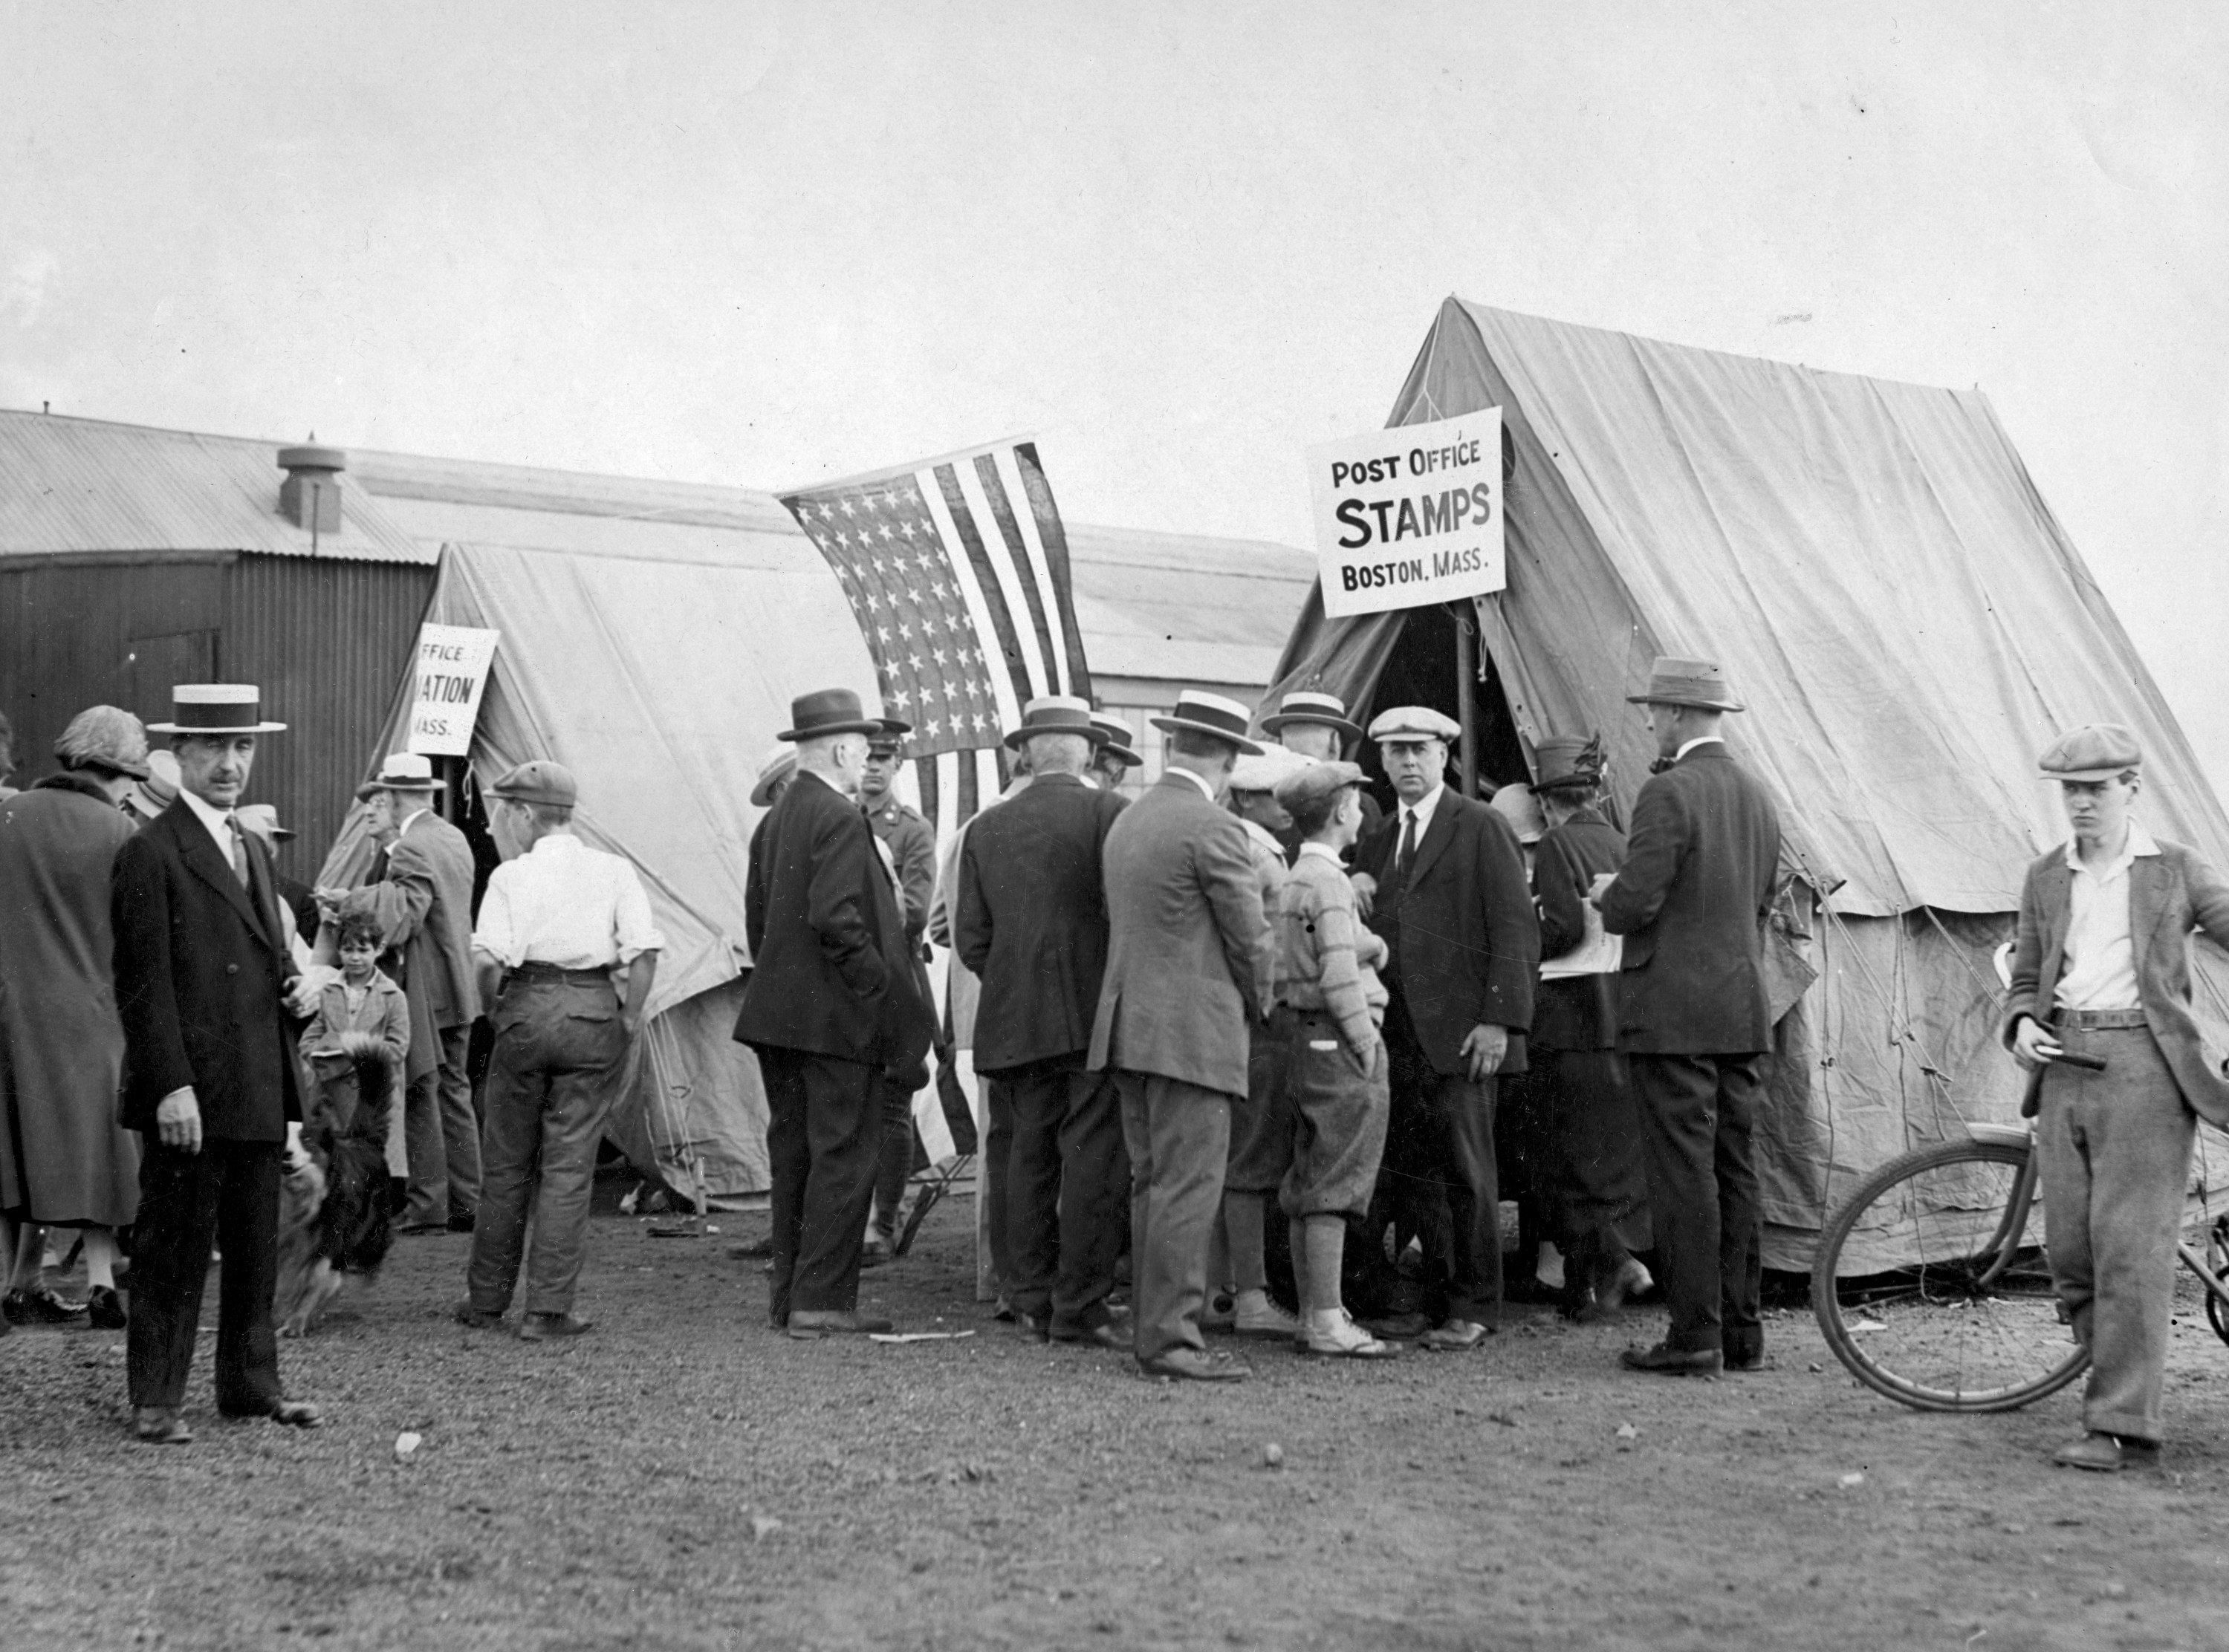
[1453,601,1479,795]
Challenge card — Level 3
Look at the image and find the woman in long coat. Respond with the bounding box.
[0,708,149,1329]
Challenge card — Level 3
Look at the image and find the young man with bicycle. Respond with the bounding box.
[2006,723,2229,1471]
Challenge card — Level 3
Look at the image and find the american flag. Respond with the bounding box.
[780,439,1094,837]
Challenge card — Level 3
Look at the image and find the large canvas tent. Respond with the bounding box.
[1267,299,2229,1269]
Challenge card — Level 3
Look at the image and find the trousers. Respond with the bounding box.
[871,1073,920,1245]
[1382,1009,1503,1326]
[464,974,626,1318]
[757,1044,883,1321]
[126,1136,283,1414]
[996,1056,1128,1333]
[1115,1070,1231,1364]
[404,1022,482,1228]
[1628,1052,1765,1358]
[2036,1022,2195,1443]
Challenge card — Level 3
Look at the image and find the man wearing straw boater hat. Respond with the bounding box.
[111,684,322,1442]
[330,752,482,1237]
[1588,656,1781,1377]
[2005,724,2229,1470]
[733,689,935,1338]
[955,695,1131,1344]
[457,758,663,1341]
[1088,689,1274,1380]
[1262,689,1381,849]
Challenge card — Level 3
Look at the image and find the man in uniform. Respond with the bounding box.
[456,761,663,1342]
[111,683,321,1442]
[859,721,938,1265]
[735,689,934,1337]
[1589,657,1781,1376]
[2006,725,2229,1469]
[334,752,482,1235]
[1088,690,1274,1381]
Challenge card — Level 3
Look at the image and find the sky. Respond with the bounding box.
[4,2,2224,773]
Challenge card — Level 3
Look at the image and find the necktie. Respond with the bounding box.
[226,815,251,887]
[1393,809,1418,891]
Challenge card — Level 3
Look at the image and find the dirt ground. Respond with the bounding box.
[7,1182,2229,1652]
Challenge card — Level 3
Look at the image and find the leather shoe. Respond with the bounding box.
[1724,1347,1765,1373]
[133,1406,192,1445]
[85,1285,127,1330]
[725,1235,774,1261]
[4,1286,88,1325]
[1359,1310,1431,1340]
[1420,1318,1493,1352]
[453,1299,504,1330]
[268,1399,323,1428]
[785,1309,892,1339]
[518,1312,594,1342]
[1138,1347,1249,1382]
[2053,1431,2159,1471]
[1051,1320,1131,1350]
[446,1212,476,1235]
[1620,1341,1723,1376]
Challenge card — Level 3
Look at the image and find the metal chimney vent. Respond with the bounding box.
[278,444,345,534]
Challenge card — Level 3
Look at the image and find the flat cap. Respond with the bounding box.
[1273,758,1366,812]
[2038,723,2142,783]
[1367,704,1461,743]
[487,758,577,808]
[54,705,152,780]
[1227,745,1316,794]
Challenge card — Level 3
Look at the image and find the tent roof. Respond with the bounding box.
[1269,299,2229,917]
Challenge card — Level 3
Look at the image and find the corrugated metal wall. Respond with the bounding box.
[0,552,435,879]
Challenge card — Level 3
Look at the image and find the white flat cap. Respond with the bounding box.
[1368,704,1461,743]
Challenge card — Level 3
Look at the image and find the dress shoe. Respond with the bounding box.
[85,1285,127,1330]
[446,1212,476,1235]
[1620,1341,1723,1376]
[1359,1310,1431,1341]
[1724,1346,1765,1373]
[1233,1291,1301,1339]
[219,1398,322,1427]
[1137,1347,1249,1382]
[2053,1431,2159,1472]
[1051,1320,1131,1350]
[860,1235,892,1270]
[133,1406,192,1446]
[785,1309,892,1339]
[453,1299,505,1330]
[519,1312,594,1342]
[1304,1310,1399,1359]
[4,1286,88,1325]
[725,1235,774,1260]
[1420,1318,1493,1353]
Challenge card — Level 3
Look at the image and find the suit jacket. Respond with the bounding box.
[1531,807,1625,1053]
[342,809,480,1081]
[1356,788,1539,1076]
[1087,771,1273,1097]
[733,770,934,1070]
[1597,744,1781,1055]
[2003,837,2229,1127]
[111,800,303,1141]
[955,773,1127,1073]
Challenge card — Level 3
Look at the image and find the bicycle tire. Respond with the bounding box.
[1811,1137,2089,1413]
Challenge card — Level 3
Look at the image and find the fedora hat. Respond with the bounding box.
[777,687,885,742]
[1259,690,1363,743]
[1090,713,1143,767]
[1627,657,1744,713]
[1149,690,1262,756]
[1003,695,1109,752]
[147,683,287,735]
[750,744,799,807]
[355,751,444,800]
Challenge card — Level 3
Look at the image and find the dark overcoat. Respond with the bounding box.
[343,810,481,1081]
[1531,807,1626,1053]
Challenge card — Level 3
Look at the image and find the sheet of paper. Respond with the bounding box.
[1539,900,1623,981]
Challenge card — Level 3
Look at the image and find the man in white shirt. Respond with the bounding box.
[456,761,661,1342]
[2005,724,2229,1469]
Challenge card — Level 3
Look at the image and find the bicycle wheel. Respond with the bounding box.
[1811,1137,2089,1412]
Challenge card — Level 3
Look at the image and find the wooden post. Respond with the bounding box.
[1453,600,1479,795]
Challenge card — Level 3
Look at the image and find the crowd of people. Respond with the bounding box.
[1,663,2221,1471]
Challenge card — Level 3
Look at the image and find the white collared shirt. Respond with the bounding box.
[1674,735,1727,763]
[178,785,240,862]
[2054,822,2158,1012]
[1392,781,1447,856]
[1166,765,1219,803]
[473,832,665,970]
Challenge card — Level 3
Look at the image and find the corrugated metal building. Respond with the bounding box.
[0,410,1314,868]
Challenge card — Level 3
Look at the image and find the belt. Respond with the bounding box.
[2054,1007,2147,1030]
[506,963,614,986]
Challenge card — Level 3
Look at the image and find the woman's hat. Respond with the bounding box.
[147,683,287,735]
[1490,781,1545,845]
[1003,695,1108,752]
[355,751,444,800]
[1626,657,1744,713]
[1090,713,1143,767]
[1259,690,1364,743]
[125,749,182,821]
[750,744,799,807]
[1534,732,1606,793]
[1149,690,1262,756]
[777,687,885,742]
[53,705,152,779]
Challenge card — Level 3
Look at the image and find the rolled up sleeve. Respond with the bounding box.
[473,868,522,969]
[614,865,665,963]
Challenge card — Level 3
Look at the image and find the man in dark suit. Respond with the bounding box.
[111,684,322,1444]
[1353,704,1539,1351]
[733,689,935,1338]
[1089,689,1274,1381]
[1591,657,1782,1376]
[334,751,482,1234]
[955,696,1129,1344]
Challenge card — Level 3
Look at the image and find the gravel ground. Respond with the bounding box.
[7,1182,2229,1652]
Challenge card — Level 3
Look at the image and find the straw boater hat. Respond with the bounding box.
[2037,723,2141,783]
[1259,690,1365,744]
[53,705,152,779]
[1090,713,1143,767]
[776,688,886,742]
[1366,705,1462,744]
[1149,690,1263,756]
[487,759,577,808]
[355,751,444,800]
[1003,695,1109,752]
[146,683,287,735]
[1627,657,1744,713]
[750,743,799,807]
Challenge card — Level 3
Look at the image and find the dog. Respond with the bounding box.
[276,1035,398,1336]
